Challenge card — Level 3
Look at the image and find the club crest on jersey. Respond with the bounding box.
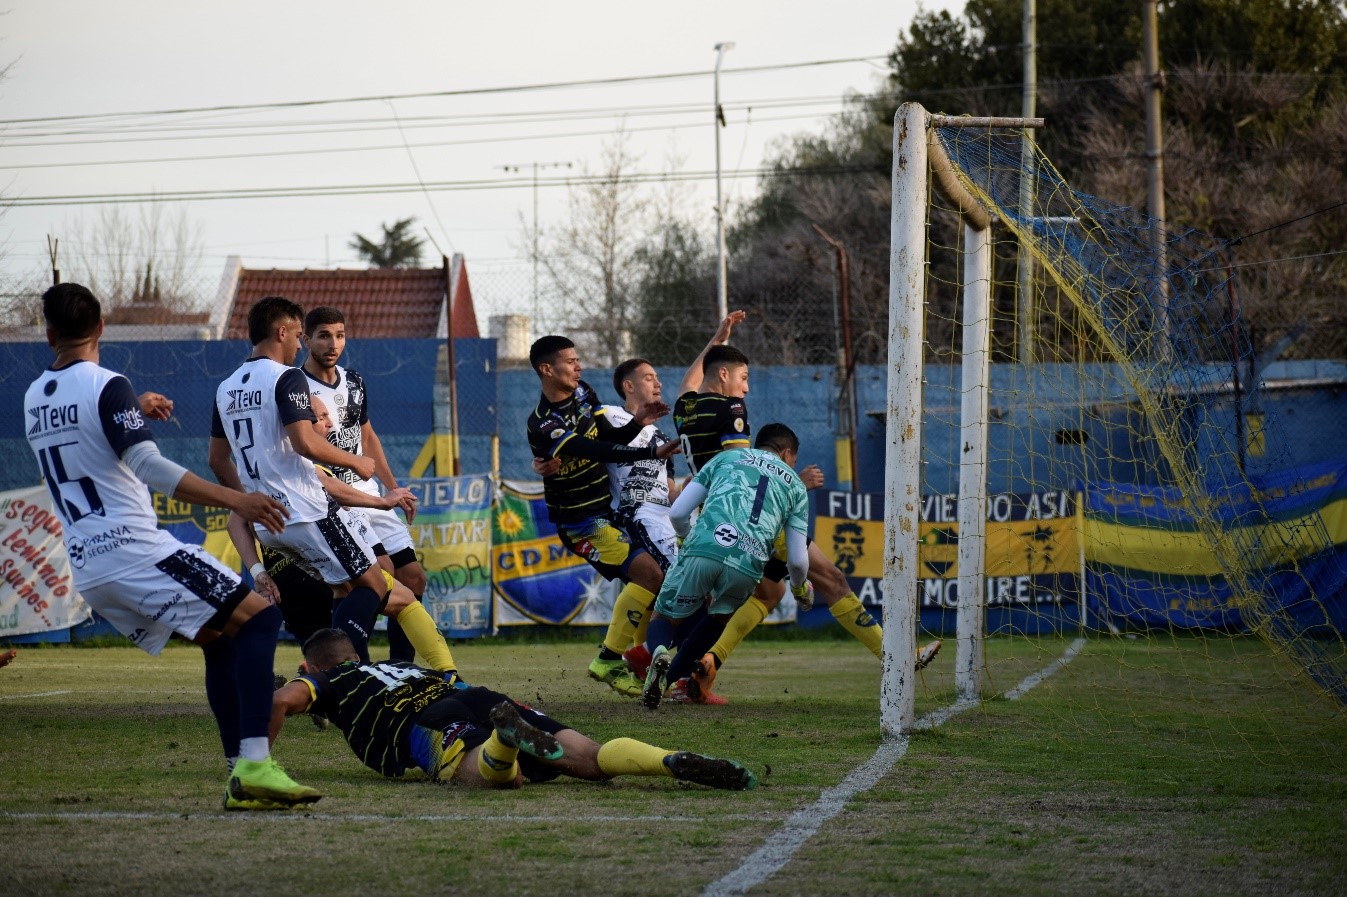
[713,523,739,547]
[66,537,86,568]
[112,407,145,430]
[333,391,347,406]
[550,428,565,439]
[225,388,264,413]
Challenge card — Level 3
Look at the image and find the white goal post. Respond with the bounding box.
[880,103,1045,738]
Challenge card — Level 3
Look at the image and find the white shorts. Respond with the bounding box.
[80,544,250,656]
[259,503,376,586]
[362,505,414,556]
[615,505,678,572]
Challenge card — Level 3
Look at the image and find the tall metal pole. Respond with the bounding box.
[1017,0,1037,364]
[713,41,735,325]
[1143,0,1169,360]
[813,223,860,491]
[500,160,571,328]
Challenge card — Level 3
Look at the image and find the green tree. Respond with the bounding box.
[349,218,425,268]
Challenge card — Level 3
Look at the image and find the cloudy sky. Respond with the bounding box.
[1,0,956,319]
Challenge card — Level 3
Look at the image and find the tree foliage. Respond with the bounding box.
[349,218,425,268]
[721,0,1347,363]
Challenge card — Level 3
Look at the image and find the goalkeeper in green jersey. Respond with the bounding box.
[639,423,813,709]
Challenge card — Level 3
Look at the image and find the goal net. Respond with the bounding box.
[880,103,1347,736]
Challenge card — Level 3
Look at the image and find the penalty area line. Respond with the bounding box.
[703,636,1088,897]
[0,690,72,700]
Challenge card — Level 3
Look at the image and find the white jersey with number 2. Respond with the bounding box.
[212,357,328,526]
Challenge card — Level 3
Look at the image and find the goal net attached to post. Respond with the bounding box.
[881,102,1347,739]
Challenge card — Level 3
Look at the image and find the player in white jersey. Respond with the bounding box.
[25,283,320,811]
[604,358,680,570]
[208,296,392,666]
[302,306,428,664]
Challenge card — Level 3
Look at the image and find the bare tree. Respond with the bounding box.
[62,202,207,312]
[534,130,649,367]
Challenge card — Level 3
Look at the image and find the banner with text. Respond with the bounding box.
[406,476,494,638]
[0,486,89,637]
[813,488,1082,634]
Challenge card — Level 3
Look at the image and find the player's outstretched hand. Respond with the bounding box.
[714,309,747,344]
[235,491,289,534]
[138,391,174,421]
[348,455,377,482]
[253,570,281,604]
[635,400,670,425]
[386,486,418,523]
[532,456,562,477]
[655,440,682,459]
[800,464,825,490]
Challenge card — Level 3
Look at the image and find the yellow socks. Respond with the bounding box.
[476,732,519,783]
[393,600,457,672]
[709,596,769,666]
[596,738,674,778]
[602,583,654,654]
[831,593,883,659]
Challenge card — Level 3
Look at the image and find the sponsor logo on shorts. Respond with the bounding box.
[572,538,601,562]
[713,523,739,547]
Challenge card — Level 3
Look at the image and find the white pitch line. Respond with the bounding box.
[0,810,777,824]
[704,637,1089,897]
[0,690,71,700]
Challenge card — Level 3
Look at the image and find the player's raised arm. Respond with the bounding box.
[287,418,376,482]
[678,309,745,397]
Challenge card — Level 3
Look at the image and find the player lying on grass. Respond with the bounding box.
[269,629,759,795]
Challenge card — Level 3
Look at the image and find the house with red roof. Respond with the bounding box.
[219,254,480,340]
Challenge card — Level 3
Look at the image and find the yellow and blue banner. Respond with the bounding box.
[1084,458,1347,632]
[491,479,615,626]
[813,488,1082,634]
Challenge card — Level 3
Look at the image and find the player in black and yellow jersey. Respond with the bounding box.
[672,312,751,474]
[526,336,681,696]
[271,628,757,791]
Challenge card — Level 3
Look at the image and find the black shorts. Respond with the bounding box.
[762,537,815,583]
[414,686,569,783]
[264,547,334,645]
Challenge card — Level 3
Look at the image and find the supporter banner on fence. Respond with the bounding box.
[0,486,89,637]
[406,476,494,638]
[492,480,616,626]
[813,488,1082,620]
[1085,458,1347,631]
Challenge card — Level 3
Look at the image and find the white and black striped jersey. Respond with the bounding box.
[303,365,380,498]
[603,404,675,511]
[212,357,328,525]
[24,360,179,588]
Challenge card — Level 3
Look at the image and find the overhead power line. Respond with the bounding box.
[0,56,888,127]
[0,164,878,207]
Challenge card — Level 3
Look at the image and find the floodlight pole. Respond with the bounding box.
[714,41,735,325]
[1143,0,1170,361]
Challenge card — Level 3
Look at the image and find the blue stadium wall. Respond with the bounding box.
[3,337,1345,494]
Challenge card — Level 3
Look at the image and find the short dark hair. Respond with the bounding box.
[301,628,355,671]
[703,344,749,375]
[42,283,101,341]
[304,306,345,336]
[529,335,574,373]
[754,422,799,456]
[612,357,653,400]
[247,296,304,345]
